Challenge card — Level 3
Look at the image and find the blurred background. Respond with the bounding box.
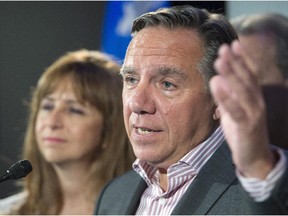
[1,1,287,199]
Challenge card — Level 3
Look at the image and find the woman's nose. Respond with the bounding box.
[45,110,63,129]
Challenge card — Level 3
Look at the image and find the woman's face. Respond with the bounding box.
[35,79,104,167]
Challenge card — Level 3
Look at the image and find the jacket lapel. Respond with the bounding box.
[172,142,237,215]
[122,171,147,214]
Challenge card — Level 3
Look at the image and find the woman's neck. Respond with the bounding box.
[52,161,96,215]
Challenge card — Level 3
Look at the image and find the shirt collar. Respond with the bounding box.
[133,126,225,183]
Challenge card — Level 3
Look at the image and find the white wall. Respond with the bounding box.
[227,1,288,19]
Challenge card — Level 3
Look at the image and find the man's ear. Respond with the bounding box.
[213,107,220,120]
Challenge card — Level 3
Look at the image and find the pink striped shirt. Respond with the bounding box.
[133,126,287,215]
[133,127,225,215]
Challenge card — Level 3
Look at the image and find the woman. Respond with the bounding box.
[0,49,135,214]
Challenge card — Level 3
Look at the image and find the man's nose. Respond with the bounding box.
[128,83,156,115]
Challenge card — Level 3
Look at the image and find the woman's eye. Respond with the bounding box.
[69,107,84,115]
[41,103,54,111]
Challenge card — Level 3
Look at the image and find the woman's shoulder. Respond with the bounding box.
[0,191,27,214]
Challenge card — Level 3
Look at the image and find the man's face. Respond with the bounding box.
[122,26,217,169]
[239,34,285,85]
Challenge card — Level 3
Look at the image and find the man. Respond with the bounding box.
[231,13,288,86]
[95,5,288,214]
[232,13,288,149]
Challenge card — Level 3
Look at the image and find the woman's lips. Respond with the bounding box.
[43,137,67,145]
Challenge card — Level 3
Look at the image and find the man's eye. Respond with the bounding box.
[162,81,176,90]
[124,76,138,85]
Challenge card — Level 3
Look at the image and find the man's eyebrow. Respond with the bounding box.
[120,66,135,76]
[158,66,188,80]
[120,66,188,80]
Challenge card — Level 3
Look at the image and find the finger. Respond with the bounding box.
[231,41,261,87]
[217,41,258,90]
[213,60,263,122]
[210,76,247,122]
[214,44,261,109]
[216,44,234,75]
[232,40,259,77]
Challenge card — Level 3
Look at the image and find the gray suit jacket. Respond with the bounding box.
[95,142,288,215]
